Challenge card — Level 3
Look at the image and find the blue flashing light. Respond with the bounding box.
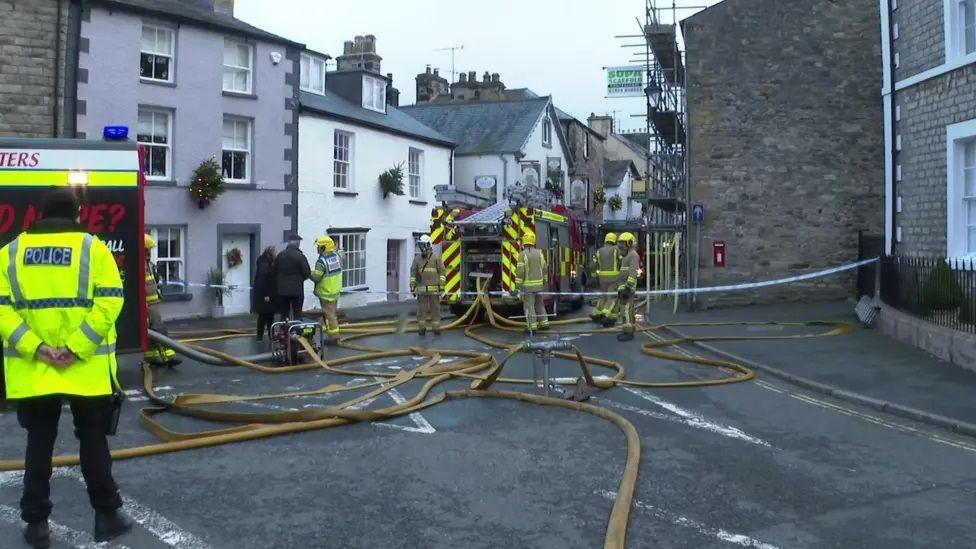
[103,126,129,141]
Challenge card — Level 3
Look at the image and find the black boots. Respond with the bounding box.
[617,332,635,342]
[94,510,133,542]
[24,521,50,548]
[418,327,427,336]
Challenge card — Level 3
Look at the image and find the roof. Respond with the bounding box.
[503,88,540,101]
[92,0,303,47]
[682,0,734,25]
[401,97,551,156]
[614,133,650,160]
[554,106,606,141]
[604,160,639,187]
[299,91,455,148]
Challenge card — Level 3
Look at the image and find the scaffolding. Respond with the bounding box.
[615,0,698,310]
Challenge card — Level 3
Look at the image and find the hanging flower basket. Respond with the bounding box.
[189,157,226,209]
[593,186,607,205]
[379,163,405,198]
[608,194,623,212]
[226,247,243,269]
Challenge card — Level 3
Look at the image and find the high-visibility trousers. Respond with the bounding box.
[594,277,620,319]
[522,291,549,330]
[620,292,636,334]
[145,303,175,363]
[319,298,339,338]
[417,291,441,329]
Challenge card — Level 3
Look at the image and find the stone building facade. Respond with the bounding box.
[556,110,607,221]
[0,0,77,137]
[683,0,884,306]
[885,0,976,259]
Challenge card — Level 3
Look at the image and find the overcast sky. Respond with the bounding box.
[234,0,719,132]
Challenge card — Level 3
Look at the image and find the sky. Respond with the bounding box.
[234,0,720,132]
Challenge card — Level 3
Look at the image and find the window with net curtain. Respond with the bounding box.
[137,108,170,179]
[222,117,251,183]
[223,39,252,93]
[140,25,173,82]
[148,226,185,294]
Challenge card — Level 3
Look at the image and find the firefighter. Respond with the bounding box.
[310,235,341,345]
[591,232,621,326]
[515,231,550,332]
[144,234,180,367]
[616,232,640,341]
[410,235,446,336]
[0,188,132,546]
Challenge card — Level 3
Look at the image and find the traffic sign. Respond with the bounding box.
[692,203,704,224]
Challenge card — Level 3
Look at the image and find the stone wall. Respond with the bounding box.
[0,0,70,137]
[561,120,606,222]
[891,0,945,81]
[684,0,884,306]
[894,63,976,257]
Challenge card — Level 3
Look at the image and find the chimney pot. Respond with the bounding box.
[213,0,234,15]
[387,72,393,80]
[433,68,439,76]
[468,71,476,82]
[426,65,431,74]
[459,73,467,83]
[343,40,354,54]
[483,71,491,82]
[491,72,500,83]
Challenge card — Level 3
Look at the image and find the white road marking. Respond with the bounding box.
[596,490,780,549]
[0,504,126,549]
[620,387,771,447]
[379,379,436,434]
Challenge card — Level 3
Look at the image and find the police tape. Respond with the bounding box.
[161,258,878,300]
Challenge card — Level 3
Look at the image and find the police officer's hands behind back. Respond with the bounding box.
[35,344,77,368]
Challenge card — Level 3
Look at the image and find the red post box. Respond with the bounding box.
[713,241,726,267]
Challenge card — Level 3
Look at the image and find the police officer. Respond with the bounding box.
[0,188,131,547]
[143,233,180,368]
[515,231,551,332]
[409,234,445,336]
[310,235,341,345]
[591,232,621,326]
[616,232,640,341]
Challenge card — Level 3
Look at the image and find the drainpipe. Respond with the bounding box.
[52,0,63,137]
[499,154,508,203]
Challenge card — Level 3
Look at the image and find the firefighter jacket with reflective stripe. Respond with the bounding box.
[311,252,342,302]
[145,259,161,305]
[516,247,547,292]
[0,220,124,399]
[619,248,640,290]
[410,253,446,292]
[594,244,620,280]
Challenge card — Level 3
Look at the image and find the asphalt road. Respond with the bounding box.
[1,319,975,548]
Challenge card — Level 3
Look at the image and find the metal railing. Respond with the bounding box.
[880,255,976,333]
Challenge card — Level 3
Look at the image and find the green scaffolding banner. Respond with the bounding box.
[606,66,644,98]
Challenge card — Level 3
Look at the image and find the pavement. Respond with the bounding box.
[1,301,975,547]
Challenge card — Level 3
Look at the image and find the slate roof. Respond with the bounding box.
[92,0,302,47]
[299,91,455,148]
[503,88,540,101]
[400,97,551,156]
[604,160,639,187]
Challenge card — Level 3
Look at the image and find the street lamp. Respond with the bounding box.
[645,79,663,111]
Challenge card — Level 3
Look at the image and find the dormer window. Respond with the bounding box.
[300,53,326,94]
[362,75,387,113]
[542,116,552,147]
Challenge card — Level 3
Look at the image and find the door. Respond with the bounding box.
[386,239,402,301]
[221,233,252,315]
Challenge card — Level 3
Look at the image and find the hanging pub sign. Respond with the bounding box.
[520,162,541,187]
[0,138,147,352]
[606,65,645,98]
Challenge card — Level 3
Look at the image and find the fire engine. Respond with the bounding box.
[431,185,588,315]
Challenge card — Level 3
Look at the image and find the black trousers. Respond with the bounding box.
[16,395,122,523]
[256,313,275,339]
[278,295,304,320]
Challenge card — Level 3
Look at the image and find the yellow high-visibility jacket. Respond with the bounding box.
[516,247,547,292]
[593,244,620,281]
[0,220,124,399]
[311,252,342,302]
[619,248,640,290]
[410,252,446,293]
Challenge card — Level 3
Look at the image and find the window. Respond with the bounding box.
[362,75,386,112]
[140,25,174,82]
[148,226,185,294]
[542,116,552,146]
[137,108,171,179]
[582,133,590,159]
[333,131,353,189]
[408,148,423,199]
[965,141,976,254]
[223,38,253,93]
[335,232,367,288]
[947,0,976,59]
[300,53,326,94]
[222,117,251,183]
[964,0,976,54]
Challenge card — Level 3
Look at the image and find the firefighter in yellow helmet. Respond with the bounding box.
[0,188,132,545]
[591,232,621,325]
[616,232,640,341]
[410,234,446,336]
[310,235,341,345]
[143,233,180,368]
[515,231,550,332]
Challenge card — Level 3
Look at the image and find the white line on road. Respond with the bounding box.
[620,387,771,447]
[0,504,129,549]
[382,383,436,434]
[596,490,779,549]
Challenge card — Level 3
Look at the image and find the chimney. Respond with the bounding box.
[386,74,400,107]
[433,68,439,77]
[458,72,467,83]
[491,72,500,83]
[213,0,234,15]
[364,34,376,53]
[468,71,477,83]
[343,40,355,55]
[483,71,491,83]
[354,35,365,53]
[587,114,614,138]
[425,65,432,75]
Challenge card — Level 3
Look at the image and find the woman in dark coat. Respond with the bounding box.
[253,246,277,341]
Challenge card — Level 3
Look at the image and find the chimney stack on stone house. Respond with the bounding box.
[444,69,506,101]
[416,65,450,103]
[212,0,235,15]
[587,114,614,138]
[336,34,382,73]
[386,73,400,107]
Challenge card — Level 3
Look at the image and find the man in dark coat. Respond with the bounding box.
[274,234,310,320]
[252,246,278,341]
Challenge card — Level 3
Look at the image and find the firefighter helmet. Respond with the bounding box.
[418,234,433,253]
[618,232,636,246]
[522,232,537,247]
[144,233,156,250]
[315,235,336,252]
[604,232,618,244]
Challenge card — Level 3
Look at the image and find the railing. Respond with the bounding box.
[880,255,976,334]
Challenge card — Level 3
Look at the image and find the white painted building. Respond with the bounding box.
[602,160,642,223]
[297,66,455,309]
[401,97,573,207]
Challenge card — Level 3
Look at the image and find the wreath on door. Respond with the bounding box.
[226,247,243,269]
